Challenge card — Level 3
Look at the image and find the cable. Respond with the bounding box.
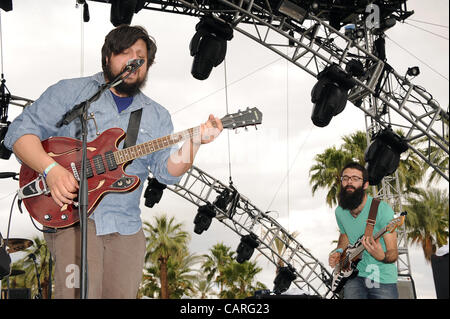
[408,19,449,29]
[286,47,290,232]
[404,21,449,41]
[80,5,85,77]
[266,124,315,212]
[0,11,4,75]
[5,193,17,256]
[172,57,283,115]
[223,58,232,184]
[385,35,449,82]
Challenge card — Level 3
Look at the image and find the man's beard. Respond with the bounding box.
[338,185,366,211]
[104,63,147,97]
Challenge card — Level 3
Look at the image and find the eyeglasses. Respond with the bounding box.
[340,175,363,183]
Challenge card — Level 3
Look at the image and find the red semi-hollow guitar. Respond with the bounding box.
[18,108,262,229]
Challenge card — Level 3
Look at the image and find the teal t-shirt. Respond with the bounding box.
[335,196,398,284]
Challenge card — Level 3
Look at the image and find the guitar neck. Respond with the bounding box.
[113,126,201,164]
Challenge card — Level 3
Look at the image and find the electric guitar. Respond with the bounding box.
[331,212,406,293]
[18,107,262,229]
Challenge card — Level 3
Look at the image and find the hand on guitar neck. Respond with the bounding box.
[193,114,223,145]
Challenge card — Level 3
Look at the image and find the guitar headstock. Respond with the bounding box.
[386,211,407,233]
[221,107,263,130]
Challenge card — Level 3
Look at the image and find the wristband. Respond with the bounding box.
[43,162,58,178]
[329,248,343,256]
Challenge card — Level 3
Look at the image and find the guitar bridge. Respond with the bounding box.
[71,162,80,181]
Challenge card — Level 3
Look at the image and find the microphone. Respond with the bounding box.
[125,59,145,72]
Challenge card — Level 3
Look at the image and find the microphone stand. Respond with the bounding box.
[56,64,140,299]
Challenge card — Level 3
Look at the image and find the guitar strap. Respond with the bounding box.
[123,108,143,149]
[364,198,380,238]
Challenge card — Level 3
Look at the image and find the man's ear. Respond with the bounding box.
[363,181,369,190]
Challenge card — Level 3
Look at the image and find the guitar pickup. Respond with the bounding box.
[105,151,117,171]
[93,155,106,175]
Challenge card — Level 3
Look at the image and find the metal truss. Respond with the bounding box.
[89,0,448,179]
[363,33,413,281]
[165,165,337,298]
[88,0,448,298]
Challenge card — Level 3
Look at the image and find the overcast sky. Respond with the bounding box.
[0,0,448,298]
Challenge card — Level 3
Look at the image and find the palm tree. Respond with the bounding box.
[3,236,53,299]
[416,118,449,187]
[309,146,352,207]
[141,247,203,298]
[166,250,204,298]
[193,277,217,299]
[220,260,266,299]
[309,130,425,207]
[258,229,300,270]
[404,188,449,262]
[143,214,190,299]
[341,130,367,164]
[201,243,235,295]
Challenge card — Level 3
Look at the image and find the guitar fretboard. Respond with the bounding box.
[113,126,201,164]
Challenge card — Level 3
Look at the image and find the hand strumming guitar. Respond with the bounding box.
[45,163,79,207]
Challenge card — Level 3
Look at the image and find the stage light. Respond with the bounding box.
[373,36,386,61]
[236,233,259,264]
[273,265,297,294]
[0,121,12,160]
[311,63,356,127]
[277,0,308,23]
[373,16,397,35]
[213,188,233,212]
[407,66,420,77]
[143,177,166,208]
[0,0,12,12]
[0,76,12,160]
[344,24,364,40]
[310,1,320,14]
[76,1,90,22]
[344,24,356,38]
[345,59,365,77]
[110,0,146,27]
[364,127,409,185]
[189,16,233,80]
[83,1,90,22]
[193,204,216,235]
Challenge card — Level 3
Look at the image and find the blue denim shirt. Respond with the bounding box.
[4,72,182,235]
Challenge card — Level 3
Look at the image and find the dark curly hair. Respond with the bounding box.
[101,24,157,74]
[340,162,369,183]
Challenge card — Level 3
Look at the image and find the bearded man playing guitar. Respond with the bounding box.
[328,162,399,299]
[4,25,223,299]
